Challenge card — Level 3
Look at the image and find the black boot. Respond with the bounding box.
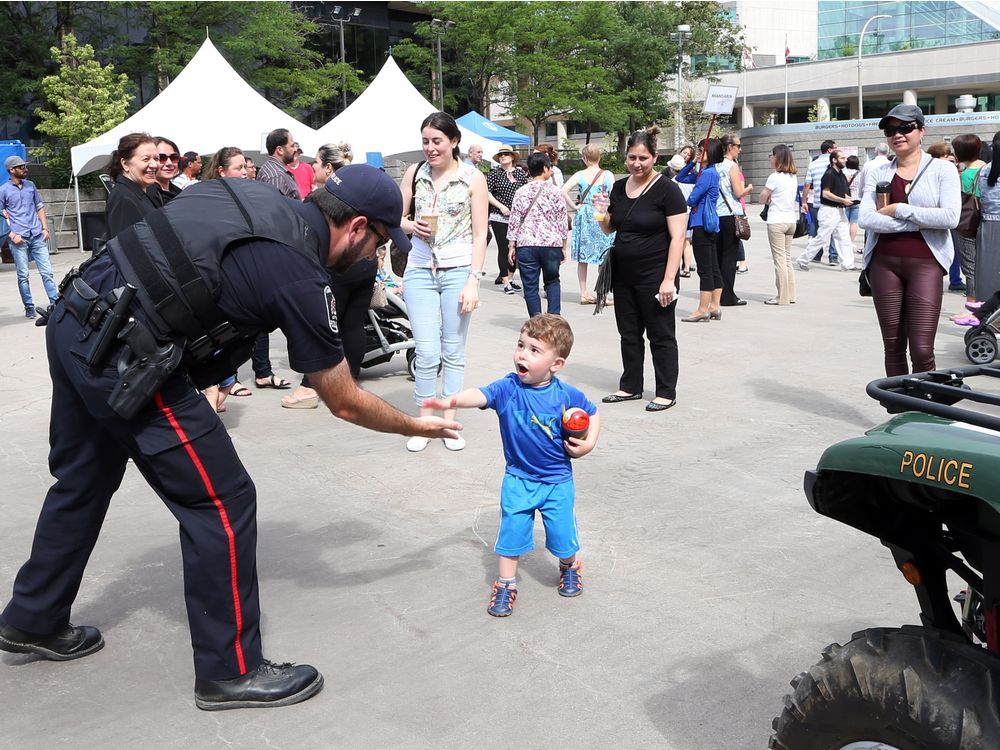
[194,659,324,711]
[0,620,105,661]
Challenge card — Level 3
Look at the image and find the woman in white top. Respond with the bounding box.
[400,112,489,452]
[758,144,800,305]
[717,134,752,306]
[844,154,862,252]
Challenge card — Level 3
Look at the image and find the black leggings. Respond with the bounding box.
[716,216,740,304]
[490,220,515,278]
[692,227,722,292]
[869,253,944,376]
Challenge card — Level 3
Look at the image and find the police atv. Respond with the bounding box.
[770,367,1000,750]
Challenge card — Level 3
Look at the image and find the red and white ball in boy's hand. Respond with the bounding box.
[562,407,590,440]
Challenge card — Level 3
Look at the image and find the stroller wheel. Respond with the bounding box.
[966,331,998,365]
[406,348,416,381]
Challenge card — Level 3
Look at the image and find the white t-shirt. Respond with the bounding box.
[764,172,799,224]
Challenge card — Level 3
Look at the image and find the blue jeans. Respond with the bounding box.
[402,266,473,405]
[515,245,562,316]
[10,234,58,308]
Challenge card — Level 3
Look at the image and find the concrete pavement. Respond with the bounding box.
[0,216,975,749]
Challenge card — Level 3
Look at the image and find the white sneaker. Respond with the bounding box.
[406,436,431,452]
[443,435,466,451]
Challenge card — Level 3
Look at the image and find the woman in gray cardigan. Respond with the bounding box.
[859,104,960,376]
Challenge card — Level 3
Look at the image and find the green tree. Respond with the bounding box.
[99,2,363,113]
[0,3,61,124]
[392,1,521,115]
[34,33,132,180]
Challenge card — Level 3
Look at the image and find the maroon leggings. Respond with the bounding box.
[869,253,944,376]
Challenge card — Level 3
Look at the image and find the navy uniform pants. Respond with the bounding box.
[1,288,262,681]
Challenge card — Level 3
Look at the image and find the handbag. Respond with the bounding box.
[957,167,983,239]
[702,186,720,234]
[793,185,808,238]
[759,203,769,221]
[859,268,872,297]
[720,190,751,240]
[392,160,427,276]
[594,175,661,314]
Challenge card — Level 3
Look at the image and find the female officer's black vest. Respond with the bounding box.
[106,178,322,385]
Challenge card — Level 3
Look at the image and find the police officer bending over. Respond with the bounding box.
[0,165,460,711]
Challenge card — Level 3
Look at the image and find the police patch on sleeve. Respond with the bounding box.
[324,285,339,334]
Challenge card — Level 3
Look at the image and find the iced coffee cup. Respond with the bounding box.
[421,211,438,237]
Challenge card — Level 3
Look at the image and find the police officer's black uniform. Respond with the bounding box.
[1,180,344,687]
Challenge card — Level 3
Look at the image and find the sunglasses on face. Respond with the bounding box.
[158,153,180,163]
[368,223,389,248]
[883,122,919,137]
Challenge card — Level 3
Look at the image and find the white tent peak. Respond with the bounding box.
[70,37,314,175]
[308,56,499,161]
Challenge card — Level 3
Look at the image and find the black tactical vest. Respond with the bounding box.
[106,179,323,384]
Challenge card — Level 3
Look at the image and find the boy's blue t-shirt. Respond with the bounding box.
[480,373,597,484]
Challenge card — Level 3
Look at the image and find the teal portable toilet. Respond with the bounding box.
[0,141,27,186]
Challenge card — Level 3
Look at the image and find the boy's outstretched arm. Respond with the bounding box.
[423,389,488,411]
[564,411,601,459]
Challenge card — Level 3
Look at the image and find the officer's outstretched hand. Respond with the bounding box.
[412,414,462,440]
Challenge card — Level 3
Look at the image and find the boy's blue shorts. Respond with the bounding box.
[494,474,579,558]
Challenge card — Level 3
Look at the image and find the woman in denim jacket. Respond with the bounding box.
[859,104,960,375]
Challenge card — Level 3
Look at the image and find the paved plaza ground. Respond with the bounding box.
[0,216,976,748]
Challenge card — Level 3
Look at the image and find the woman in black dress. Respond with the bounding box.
[104,133,161,240]
[595,127,688,411]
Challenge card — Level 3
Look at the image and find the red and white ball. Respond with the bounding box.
[562,407,590,439]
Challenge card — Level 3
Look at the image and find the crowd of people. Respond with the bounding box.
[3,100,998,713]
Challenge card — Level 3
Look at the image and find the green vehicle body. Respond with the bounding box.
[816,412,1000,506]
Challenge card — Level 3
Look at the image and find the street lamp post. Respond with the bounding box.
[318,5,362,111]
[858,14,890,119]
[430,19,455,111]
[674,24,692,149]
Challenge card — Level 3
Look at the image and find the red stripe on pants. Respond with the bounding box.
[155,393,247,675]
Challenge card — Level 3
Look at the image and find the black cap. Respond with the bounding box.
[878,104,925,130]
[325,164,410,253]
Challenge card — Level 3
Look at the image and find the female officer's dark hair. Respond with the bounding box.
[705,138,725,165]
[105,133,156,180]
[626,126,660,155]
[526,152,551,177]
[421,112,462,161]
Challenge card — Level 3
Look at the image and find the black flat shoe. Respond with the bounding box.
[645,399,676,412]
[602,392,642,404]
[721,299,747,307]
[0,620,104,661]
[194,659,324,711]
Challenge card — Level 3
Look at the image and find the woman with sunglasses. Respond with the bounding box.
[859,104,961,376]
[149,137,183,207]
[104,132,161,241]
[717,134,752,306]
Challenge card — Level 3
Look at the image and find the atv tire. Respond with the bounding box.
[770,626,1000,750]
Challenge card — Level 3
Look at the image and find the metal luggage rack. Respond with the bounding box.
[867,365,1000,433]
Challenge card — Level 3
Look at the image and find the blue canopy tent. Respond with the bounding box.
[455,111,530,145]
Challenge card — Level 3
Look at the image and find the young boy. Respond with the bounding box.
[423,314,600,617]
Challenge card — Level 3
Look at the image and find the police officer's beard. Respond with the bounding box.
[330,236,371,273]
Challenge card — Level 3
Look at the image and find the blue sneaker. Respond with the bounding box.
[558,561,583,597]
[487,581,517,617]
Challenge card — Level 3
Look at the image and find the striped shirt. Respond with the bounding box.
[806,155,829,207]
[256,156,300,200]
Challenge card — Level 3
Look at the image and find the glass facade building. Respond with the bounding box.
[818,1,1000,60]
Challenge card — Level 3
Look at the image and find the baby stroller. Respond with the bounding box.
[361,285,417,378]
[964,291,1000,364]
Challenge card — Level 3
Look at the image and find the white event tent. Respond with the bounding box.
[308,56,500,162]
[69,38,314,248]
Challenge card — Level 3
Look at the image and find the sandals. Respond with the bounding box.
[281,394,319,409]
[229,384,253,397]
[580,294,597,305]
[255,375,291,389]
[679,270,691,278]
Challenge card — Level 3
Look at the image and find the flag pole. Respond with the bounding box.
[784,35,789,125]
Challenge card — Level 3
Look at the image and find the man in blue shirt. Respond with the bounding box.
[1,156,58,318]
